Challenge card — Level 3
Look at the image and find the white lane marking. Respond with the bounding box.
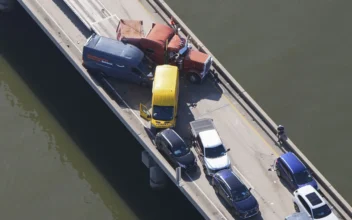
[185,173,228,220]
[32,1,228,218]
[232,166,254,190]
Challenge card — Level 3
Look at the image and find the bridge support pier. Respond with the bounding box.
[142,151,167,190]
[0,0,15,12]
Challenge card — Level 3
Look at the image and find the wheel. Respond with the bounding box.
[276,169,281,178]
[294,203,299,212]
[214,185,219,194]
[188,72,201,84]
[210,177,215,186]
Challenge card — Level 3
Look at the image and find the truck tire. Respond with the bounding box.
[188,72,201,84]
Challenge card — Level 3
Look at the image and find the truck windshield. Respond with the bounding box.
[231,185,251,202]
[204,145,226,158]
[294,170,313,185]
[312,204,332,219]
[152,105,174,121]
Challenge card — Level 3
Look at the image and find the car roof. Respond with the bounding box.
[198,130,222,148]
[161,129,185,149]
[280,152,306,174]
[295,185,326,209]
[86,34,144,65]
[217,169,244,190]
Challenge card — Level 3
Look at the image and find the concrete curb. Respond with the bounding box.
[151,0,352,218]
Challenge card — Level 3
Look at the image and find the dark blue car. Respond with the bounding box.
[212,169,259,219]
[275,152,318,190]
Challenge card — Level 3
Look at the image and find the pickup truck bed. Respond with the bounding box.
[189,118,215,138]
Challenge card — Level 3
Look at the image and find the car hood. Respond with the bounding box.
[233,195,258,212]
[176,152,195,165]
[204,155,230,170]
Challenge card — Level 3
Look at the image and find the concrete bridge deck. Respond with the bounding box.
[16,0,350,219]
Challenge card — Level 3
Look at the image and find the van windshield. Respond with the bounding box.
[152,105,174,121]
[294,170,313,185]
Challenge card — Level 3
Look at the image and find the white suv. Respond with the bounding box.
[292,185,338,220]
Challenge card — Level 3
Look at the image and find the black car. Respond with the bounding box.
[212,169,259,219]
[155,129,197,172]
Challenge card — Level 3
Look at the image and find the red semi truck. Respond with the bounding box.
[116,19,212,84]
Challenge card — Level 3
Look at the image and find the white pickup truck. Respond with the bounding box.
[189,118,231,176]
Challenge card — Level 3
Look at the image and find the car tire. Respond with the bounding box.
[294,203,299,212]
[188,72,201,84]
[276,169,281,178]
[214,185,219,194]
[210,177,215,186]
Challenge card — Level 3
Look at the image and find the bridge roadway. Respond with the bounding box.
[17,0,341,219]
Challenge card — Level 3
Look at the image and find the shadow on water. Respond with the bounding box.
[0,5,202,220]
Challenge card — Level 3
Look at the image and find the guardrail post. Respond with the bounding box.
[176,167,182,187]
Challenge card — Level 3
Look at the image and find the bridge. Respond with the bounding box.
[4,0,351,219]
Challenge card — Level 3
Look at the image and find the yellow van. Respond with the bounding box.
[140,65,179,129]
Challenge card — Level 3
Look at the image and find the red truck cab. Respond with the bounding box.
[116,19,212,84]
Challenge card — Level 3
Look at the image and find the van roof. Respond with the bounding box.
[280,152,307,174]
[86,34,144,65]
[152,65,178,106]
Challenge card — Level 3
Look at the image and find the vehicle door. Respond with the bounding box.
[281,162,295,188]
[279,160,291,183]
[159,138,170,156]
[218,180,232,207]
[139,104,151,121]
[113,62,128,80]
[165,140,176,164]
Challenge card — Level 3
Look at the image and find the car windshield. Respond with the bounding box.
[312,204,332,219]
[204,144,226,159]
[231,185,251,202]
[172,144,190,157]
[152,105,174,121]
[294,170,313,185]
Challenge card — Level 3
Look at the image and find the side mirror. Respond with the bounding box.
[248,187,252,191]
[226,148,230,152]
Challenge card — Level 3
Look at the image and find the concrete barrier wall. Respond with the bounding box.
[150,0,352,218]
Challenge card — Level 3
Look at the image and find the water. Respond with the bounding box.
[165,0,352,203]
[0,6,202,220]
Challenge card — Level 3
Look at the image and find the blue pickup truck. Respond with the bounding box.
[82,33,154,86]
